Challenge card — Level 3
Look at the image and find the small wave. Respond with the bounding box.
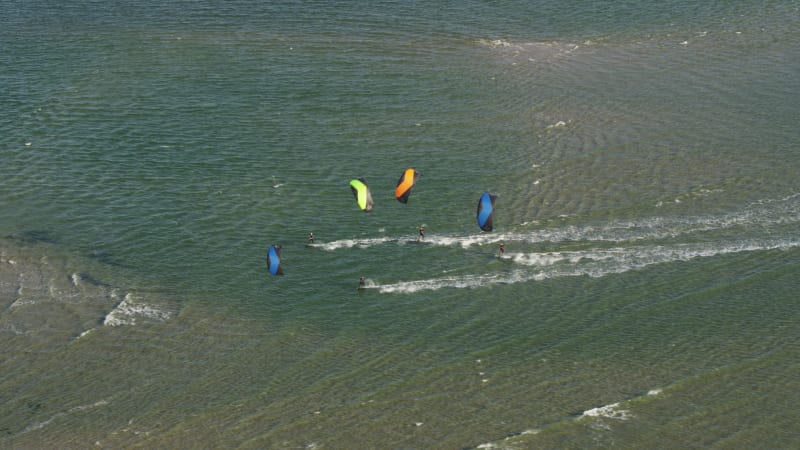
[1,323,30,336]
[510,239,799,269]
[379,273,509,294]
[546,120,570,129]
[474,385,671,448]
[582,402,632,420]
[477,430,541,449]
[22,399,109,434]
[479,38,582,62]
[354,278,378,291]
[316,236,401,251]
[479,38,517,49]
[103,293,173,327]
[76,328,95,339]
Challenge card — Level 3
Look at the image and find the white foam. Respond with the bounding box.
[10,296,40,308]
[378,273,498,294]
[358,278,377,289]
[513,238,800,269]
[76,328,94,339]
[511,250,602,267]
[481,38,584,63]
[317,202,800,253]
[377,238,800,294]
[427,233,498,249]
[317,236,399,251]
[546,120,568,129]
[103,294,172,327]
[477,429,540,449]
[313,194,800,294]
[582,402,632,420]
[480,38,517,48]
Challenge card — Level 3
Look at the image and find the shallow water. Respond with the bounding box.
[2,1,800,448]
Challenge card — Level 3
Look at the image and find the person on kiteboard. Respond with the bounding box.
[417,225,425,241]
[499,242,505,256]
[359,276,366,288]
[308,232,314,244]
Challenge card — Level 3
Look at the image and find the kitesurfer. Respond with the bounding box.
[359,276,366,289]
[308,232,314,244]
[417,225,425,241]
[499,242,505,256]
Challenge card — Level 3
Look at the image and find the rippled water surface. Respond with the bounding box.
[2,1,799,448]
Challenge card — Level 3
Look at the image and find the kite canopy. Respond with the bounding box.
[395,167,420,204]
[477,192,497,232]
[349,178,374,212]
[266,245,283,275]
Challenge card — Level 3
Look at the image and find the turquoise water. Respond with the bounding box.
[2,1,800,448]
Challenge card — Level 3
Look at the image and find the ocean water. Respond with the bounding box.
[2,1,800,448]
